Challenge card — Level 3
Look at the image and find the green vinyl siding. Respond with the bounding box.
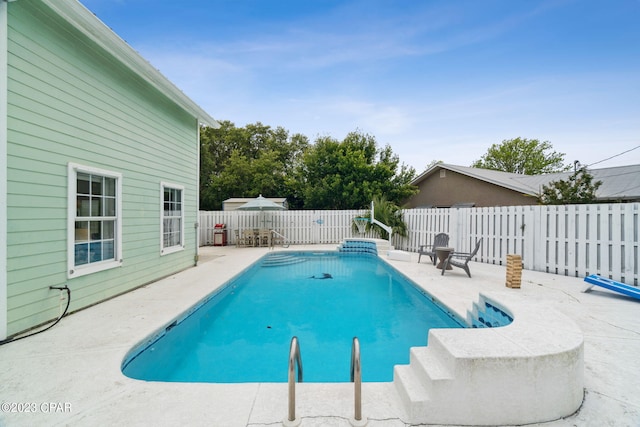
[5,2,200,335]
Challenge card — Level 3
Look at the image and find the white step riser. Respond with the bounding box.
[394,336,459,419]
[423,333,457,373]
[393,365,429,405]
[409,347,453,386]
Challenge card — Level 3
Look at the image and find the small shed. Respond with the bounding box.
[223,197,288,211]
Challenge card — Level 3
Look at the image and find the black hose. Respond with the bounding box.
[0,285,71,346]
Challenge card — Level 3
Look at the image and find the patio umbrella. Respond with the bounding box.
[237,195,286,233]
[236,195,286,211]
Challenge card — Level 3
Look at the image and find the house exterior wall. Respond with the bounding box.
[406,169,536,208]
[4,2,199,336]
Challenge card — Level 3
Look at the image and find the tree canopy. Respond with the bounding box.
[301,131,417,209]
[200,121,309,210]
[537,166,602,205]
[471,138,570,175]
[199,122,417,210]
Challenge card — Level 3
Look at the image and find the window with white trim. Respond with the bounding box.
[68,163,122,278]
[161,182,184,255]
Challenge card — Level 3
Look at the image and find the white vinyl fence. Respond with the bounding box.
[199,209,378,246]
[200,202,639,286]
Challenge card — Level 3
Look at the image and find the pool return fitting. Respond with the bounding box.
[0,285,71,346]
[284,336,367,427]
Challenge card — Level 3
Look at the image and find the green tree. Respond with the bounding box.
[537,166,602,205]
[471,138,570,175]
[301,131,418,209]
[199,121,308,209]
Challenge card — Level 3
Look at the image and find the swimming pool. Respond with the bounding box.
[122,251,464,383]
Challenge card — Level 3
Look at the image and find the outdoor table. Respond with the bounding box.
[435,247,455,269]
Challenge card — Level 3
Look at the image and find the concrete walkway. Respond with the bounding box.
[0,245,638,426]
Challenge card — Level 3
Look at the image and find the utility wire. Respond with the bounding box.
[587,144,640,167]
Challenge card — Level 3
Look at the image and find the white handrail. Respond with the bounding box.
[370,201,393,247]
[270,229,290,249]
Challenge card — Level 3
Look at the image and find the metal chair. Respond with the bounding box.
[234,230,244,247]
[441,238,483,278]
[258,229,270,247]
[242,229,255,247]
[418,233,449,264]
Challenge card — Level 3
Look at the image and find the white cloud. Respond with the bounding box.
[112,0,639,172]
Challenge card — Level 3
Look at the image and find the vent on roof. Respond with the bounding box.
[440,170,446,178]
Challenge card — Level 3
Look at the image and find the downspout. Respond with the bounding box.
[0,0,10,340]
[194,120,200,265]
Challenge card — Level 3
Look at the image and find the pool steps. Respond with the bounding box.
[260,239,393,266]
[261,254,307,267]
[337,238,392,254]
[392,293,584,425]
[468,300,513,328]
[393,297,511,410]
[393,337,456,412]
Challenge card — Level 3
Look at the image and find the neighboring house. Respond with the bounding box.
[1,1,218,340]
[222,197,288,211]
[406,163,640,208]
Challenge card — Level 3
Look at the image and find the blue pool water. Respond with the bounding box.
[122,251,464,383]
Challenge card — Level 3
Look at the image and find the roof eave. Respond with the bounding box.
[42,0,219,128]
[411,164,540,196]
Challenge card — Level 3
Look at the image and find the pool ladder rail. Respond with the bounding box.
[285,336,366,427]
[285,336,303,426]
[350,337,366,425]
[270,229,290,249]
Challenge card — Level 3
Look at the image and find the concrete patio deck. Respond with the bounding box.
[0,245,638,426]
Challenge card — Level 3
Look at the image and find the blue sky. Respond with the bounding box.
[79,0,640,173]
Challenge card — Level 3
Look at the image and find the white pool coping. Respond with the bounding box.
[0,245,639,426]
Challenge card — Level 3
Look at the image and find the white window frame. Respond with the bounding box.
[67,163,123,279]
[160,182,185,256]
